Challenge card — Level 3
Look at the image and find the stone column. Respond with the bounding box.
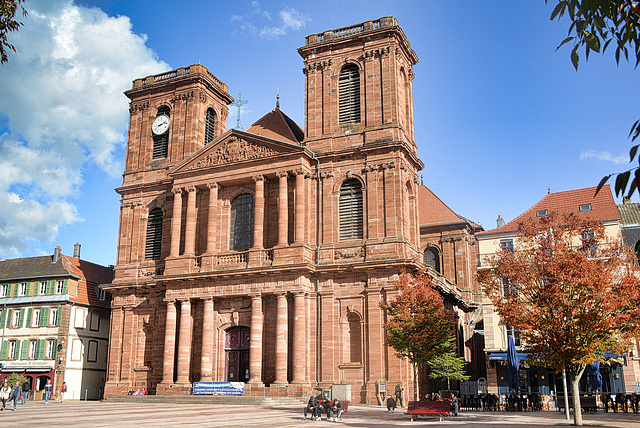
[253,175,265,249]
[248,293,264,385]
[170,187,183,257]
[274,292,288,384]
[184,186,197,256]
[206,183,220,253]
[291,291,306,384]
[176,298,192,385]
[106,306,123,384]
[294,170,305,243]
[200,297,214,381]
[161,299,177,385]
[276,171,288,246]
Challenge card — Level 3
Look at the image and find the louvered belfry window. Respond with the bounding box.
[205,108,216,144]
[339,64,361,124]
[145,208,163,260]
[339,179,363,240]
[152,106,170,159]
[230,194,254,251]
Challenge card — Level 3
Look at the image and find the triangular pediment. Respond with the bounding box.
[172,129,307,174]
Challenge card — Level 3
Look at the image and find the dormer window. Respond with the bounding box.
[536,209,548,217]
[579,204,592,212]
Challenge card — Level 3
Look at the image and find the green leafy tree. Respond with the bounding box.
[426,346,471,391]
[546,1,640,198]
[381,270,457,400]
[477,212,640,426]
[0,0,27,64]
[5,373,26,387]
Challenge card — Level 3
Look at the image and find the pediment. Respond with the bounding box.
[172,130,305,174]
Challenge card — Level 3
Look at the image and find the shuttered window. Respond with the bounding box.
[145,208,163,260]
[339,179,363,240]
[205,108,216,144]
[230,194,254,251]
[339,64,361,124]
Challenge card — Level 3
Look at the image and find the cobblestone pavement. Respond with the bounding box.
[0,401,638,427]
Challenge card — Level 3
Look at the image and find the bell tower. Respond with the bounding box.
[298,16,418,153]
[122,64,233,182]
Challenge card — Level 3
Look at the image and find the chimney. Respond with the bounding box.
[496,215,505,228]
[73,242,81,258]
[623,196,631,205]
[53,246,62,263]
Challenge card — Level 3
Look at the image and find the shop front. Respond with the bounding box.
[0,360,55,399]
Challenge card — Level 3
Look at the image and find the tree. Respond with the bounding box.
[477,212,640,426]
[546,1,640,198]
[0,0,27,64]
[381,270,457,400]
[426,346,471,391]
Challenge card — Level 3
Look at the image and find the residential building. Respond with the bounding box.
[0,244,113,400]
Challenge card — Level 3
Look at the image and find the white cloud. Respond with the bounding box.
[580,150,629,165]
[232,4,310,40]
[0,0,169,258]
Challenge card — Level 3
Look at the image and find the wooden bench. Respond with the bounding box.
[405,400,451,422]
[557,395,597,413]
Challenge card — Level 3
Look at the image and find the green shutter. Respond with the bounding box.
[6,309,12,327]
[26,308,32,327]
[0,309,6,328]
[52,339,58,359]
[46,280,54,295]
[26,282,31,296]
[18,308,25,327]
[40,307,49,327]
[55,306,62,326]
[62,279,68,294]
[0,340,7,359]
[37,339,45,359]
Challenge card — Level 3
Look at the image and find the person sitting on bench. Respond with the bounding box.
[303,395,319,421]
[330,398,345,421]
[319,396,332,420]
[449,393,458,416]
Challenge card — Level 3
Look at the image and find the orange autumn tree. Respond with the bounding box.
[477,212,640,426]
[381,270,456,400]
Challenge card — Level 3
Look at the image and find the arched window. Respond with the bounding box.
[230,194,254,251]
[339,64,361,124]
[145,208,163,260]
[339,179,363,240]
[152,106,170,159]
[424,247,441,273]
[205,108,216,144]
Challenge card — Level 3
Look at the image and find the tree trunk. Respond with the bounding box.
[570,365,587,426]
[413,361,419,401]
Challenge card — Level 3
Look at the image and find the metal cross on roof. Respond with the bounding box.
[230,93,249,130]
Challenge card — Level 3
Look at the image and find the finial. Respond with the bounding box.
[276,87,280,110]
[420,174,423,186]
[548,187,551,194]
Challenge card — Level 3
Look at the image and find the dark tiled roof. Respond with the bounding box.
[0,255,72,281]
[478,185,619,236]
[618,201,640,225]
[245,108,304,145]
[418,185,482,230]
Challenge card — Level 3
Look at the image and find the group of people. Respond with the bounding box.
[0,379,65,410]
[303,395,344,422]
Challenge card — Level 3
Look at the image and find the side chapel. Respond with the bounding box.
[103,16,479,401]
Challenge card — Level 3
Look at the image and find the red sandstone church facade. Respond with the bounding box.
[103,17,481,401]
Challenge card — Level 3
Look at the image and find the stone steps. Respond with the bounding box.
[103,395,303,406]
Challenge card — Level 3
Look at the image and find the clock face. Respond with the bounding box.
[152,115,170,135]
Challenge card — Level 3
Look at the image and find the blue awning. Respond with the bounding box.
[489,352,528,361]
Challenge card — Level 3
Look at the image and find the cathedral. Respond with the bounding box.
[103,16,481,402]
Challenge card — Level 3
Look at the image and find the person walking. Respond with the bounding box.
[395,383,404,407]
[44,379,53,403]
[21,378,30,404]
[59,381,67,403]
[10,381,21,411]
[0,381,11,410]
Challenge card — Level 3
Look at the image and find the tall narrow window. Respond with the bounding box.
[339,179,364,240]
[229,194,254,251]
[152,106,170,159]
[424,247,441,273]
[145,208,163,260]
[205,108,216,144]
[339,64,361,124]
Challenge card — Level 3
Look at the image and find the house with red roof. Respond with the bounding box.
[0,244,113,401]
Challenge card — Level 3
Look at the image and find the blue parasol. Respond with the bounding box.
[507,336,520,393]
[588,362,602,393]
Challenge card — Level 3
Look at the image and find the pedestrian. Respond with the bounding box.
[44,379,53,403]
[21,378,30,404]
[395,383,403,407]
[386,395,397,413]
[10,381,21,411]
[60,381,67,403]
[0,381,10,410]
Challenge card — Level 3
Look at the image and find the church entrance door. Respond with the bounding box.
[225,326,250,382]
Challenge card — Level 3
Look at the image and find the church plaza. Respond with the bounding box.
[0,400,638,427]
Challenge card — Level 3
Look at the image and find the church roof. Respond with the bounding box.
[478,185,619,236]
[418,185,482,230]
[245,108,304,145]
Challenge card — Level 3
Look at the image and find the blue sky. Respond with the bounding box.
[0,0,637,266]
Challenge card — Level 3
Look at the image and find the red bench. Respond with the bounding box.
[317,400,349,420]
[405,400,451,422]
